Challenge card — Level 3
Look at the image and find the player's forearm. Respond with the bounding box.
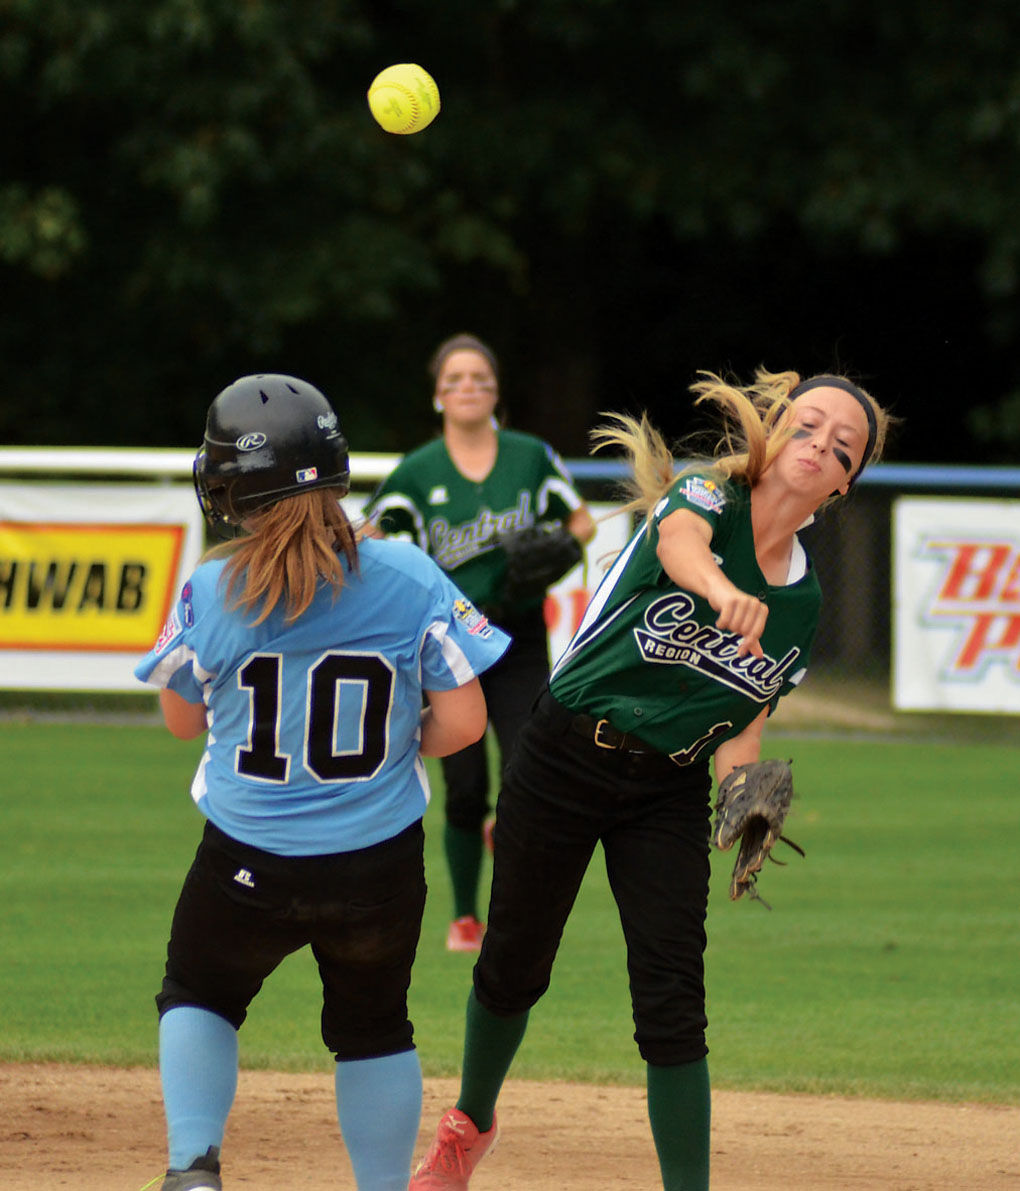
[159,688,208,739]
[420,680,488,757]
[419,709,485,757]
[713,708,767,782]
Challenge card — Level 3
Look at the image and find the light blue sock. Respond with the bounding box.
[335,1050,423,1191]
[159,1006,239,1170]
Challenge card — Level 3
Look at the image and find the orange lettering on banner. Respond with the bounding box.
[952,613,1020,671]
[935,542,1014,601]
[1001,553,1020,602]
[544,587,592,637]
[569,587,589,631]
[543,593,560,633]
[925,539,1020,674]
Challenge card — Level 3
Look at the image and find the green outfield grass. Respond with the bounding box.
[1,716,1017,1104]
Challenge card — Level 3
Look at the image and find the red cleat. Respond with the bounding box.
[446,915,485,952]
[409,1108,499,1189]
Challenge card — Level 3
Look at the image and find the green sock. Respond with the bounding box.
[444,822,484,920]
[646,1057,711,1191]
[456,989,529,1133]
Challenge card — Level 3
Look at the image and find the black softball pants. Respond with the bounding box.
[473,691,713,1066]
[156,819,426,1061]
[440,607,550,831]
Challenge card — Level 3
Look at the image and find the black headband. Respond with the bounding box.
[788,375,878,479]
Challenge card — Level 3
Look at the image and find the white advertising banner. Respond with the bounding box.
[893,496,1020,712]
[543,502,632,664]
[0,483,204,691]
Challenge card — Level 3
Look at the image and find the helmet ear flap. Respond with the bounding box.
[193,449,238,536]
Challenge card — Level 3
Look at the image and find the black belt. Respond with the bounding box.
[571,712,656,754]
[537,690,656,755]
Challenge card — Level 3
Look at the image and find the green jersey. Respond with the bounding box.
[550,472,821,765]
[364,429,585,611]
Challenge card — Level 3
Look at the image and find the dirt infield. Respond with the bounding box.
[2,1065,1018,1190]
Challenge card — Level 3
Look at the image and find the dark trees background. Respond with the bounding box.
[3,0,1020,463]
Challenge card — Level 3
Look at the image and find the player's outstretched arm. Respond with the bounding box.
[420,679,488,758]
[656,508,768,658]
[159,688,209,740]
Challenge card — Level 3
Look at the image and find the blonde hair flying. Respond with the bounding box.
[592,367,889,526]
[205,487,358,625]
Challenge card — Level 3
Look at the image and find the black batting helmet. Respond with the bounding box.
[194,373,350,533]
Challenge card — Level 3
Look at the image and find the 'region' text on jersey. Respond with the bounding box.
[632,591,803,702]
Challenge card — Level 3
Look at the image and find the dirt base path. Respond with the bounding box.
[1,1064,1018,1190]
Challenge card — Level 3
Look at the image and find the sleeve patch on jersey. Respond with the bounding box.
[154,607,182,653]
[452,597,493,638]
[681,477,726,513]
[181,582,195,627]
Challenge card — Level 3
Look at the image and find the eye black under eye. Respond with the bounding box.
[791,428,812,439]
[833,448,852,473]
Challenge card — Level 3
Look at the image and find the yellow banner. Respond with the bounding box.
[0,521,185,651]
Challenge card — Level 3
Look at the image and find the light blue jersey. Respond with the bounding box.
[136,537,510,856]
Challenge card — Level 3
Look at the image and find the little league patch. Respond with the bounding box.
[681,477,726,513]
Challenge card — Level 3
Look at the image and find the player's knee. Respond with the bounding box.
[637,1036,709,1065]
[473,966,546,1018]
[634,1008,709,1066]
[324,1016,414,1061]
[156,979,248,1031]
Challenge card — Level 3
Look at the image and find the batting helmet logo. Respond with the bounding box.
[236,431,268,451]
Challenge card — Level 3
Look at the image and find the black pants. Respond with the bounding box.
[474,691,713,1066]
[156,820,426,1061]
[440,607,550,831]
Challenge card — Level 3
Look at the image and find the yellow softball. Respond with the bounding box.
[367,63,441,135]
